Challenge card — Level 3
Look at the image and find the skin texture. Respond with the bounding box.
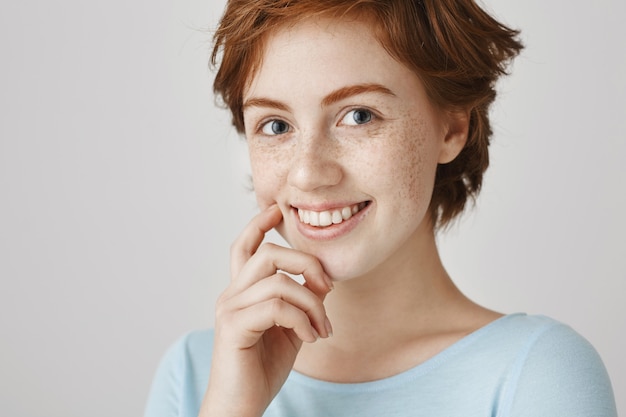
[199,17,501,417]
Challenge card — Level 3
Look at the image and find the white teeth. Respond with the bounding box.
[309,211,320,226]
[319,211,332,227]
[297,203,367,228]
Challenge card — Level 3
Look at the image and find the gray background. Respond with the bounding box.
[1,0,624,415]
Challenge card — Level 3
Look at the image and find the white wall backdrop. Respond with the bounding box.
[0,0,624,416]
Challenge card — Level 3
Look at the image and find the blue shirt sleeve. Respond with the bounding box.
[143,330,213,417]
[144,336,186,417]
[503,322,617,417]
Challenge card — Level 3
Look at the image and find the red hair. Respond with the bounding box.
[211,0,523,228]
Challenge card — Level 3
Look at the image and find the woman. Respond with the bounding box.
[145,1,617,416]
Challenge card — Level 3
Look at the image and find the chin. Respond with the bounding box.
[306,244,379,283]
[318,259,358,282]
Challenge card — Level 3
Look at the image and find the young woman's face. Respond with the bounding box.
[242,17,466,281]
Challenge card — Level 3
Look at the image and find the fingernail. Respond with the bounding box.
[324,317,333,338]
[324,274,334,291]
[311,327,320,341]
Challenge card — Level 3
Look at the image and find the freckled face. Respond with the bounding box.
[242,18,461,281]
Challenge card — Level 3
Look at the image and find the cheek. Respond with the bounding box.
[248,142,291,208]
[378,115,438,205]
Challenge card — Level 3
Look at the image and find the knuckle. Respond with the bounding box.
[256,242,277,256]
[304,300,324,318]
[306,257,324,273]
[229,238,244,258]
[216,291,228,304]
[298,250,317,263]
[267,298,286,317]
[216,288,233,306]
[214,307,231,325]
[214,292,236,320]
[273,272,293,286]
[214,301,230,321]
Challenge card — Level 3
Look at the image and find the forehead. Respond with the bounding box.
[244,17,402,100]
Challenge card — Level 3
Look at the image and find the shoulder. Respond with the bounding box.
[156,328,214,381]
[477,313,607,362]
[486,313,578,340]
[178,328,215,367]
[494,314,607,369]
[495,314,617,417]
[144,329,214,417]
[461,314,597,365]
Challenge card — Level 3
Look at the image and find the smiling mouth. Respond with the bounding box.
[297,202,370,227]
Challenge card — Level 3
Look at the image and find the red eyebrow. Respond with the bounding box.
[242,98,291,112]
[243,83,395,112]
[321,84,395,107]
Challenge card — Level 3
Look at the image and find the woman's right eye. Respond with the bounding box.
[261,120,290,136]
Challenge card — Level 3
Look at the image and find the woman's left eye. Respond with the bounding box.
[341,109,373,126]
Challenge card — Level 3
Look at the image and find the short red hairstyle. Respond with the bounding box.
[210,0,523,228]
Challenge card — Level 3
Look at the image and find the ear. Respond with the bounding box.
[438,109,469,164]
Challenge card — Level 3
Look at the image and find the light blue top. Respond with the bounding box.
[144,314,617,417]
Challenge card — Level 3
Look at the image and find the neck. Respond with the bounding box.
[323,226,463,347]
[294,220,500,382]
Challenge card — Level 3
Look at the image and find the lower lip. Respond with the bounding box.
[291,202,372,241]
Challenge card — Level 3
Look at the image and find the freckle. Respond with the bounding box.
[387,111,428,204]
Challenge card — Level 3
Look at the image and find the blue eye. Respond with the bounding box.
[342,109,373,125]
[261,120,290,135]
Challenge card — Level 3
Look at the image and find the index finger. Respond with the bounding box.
[230,204,283,280]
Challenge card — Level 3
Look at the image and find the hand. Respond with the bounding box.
[199,205,333,417]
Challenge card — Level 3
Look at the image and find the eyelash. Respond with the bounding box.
[340,108,376,126]
[254,107,379,137]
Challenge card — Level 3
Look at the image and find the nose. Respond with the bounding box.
[287,131,342,192]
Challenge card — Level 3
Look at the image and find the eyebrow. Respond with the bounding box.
[242,83,396,111]
[321,83,395,107]
[242,97,291,112]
